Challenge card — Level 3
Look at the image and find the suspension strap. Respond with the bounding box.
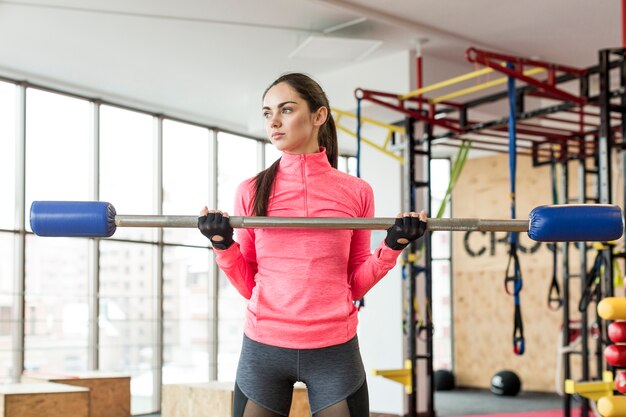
[579,250,605,312]
[436,140,471,218]
[400,259,427,336]
[547,148,562,310]
[504,244,525,354]
[506,62,525,355]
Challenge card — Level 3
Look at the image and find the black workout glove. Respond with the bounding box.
[385,215,427,250]
[198,212,234,250]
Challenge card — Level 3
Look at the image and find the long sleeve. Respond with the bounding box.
[347,185,403,300]
[213,180,258,299]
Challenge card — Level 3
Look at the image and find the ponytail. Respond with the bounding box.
[321,114,338,169]
[252,158,280,216]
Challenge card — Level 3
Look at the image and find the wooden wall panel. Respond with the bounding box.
[450,153,615,392]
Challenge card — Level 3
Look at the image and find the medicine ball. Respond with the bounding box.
[490,370,521,396]
[434,369,455,391]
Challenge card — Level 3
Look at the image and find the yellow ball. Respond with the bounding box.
[598,297,626,321]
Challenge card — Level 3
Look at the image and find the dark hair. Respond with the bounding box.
[252,73,338,216]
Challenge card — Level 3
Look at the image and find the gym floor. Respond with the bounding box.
[434,388,567,416]
[139,389,571,417]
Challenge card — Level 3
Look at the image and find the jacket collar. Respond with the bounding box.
[278,147,332,175]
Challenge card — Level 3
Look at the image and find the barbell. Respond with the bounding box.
[28,201,624,242]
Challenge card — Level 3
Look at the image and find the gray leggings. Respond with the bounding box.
[235,334,367,416]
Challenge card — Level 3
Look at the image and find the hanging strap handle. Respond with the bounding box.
[513,293,525,355]
[504,248,523,295]
[547,263,563,311]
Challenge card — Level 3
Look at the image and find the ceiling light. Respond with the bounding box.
[288,35,382,62]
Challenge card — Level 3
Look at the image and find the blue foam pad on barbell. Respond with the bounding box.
[30,201,117,237]
[529,204,624,242]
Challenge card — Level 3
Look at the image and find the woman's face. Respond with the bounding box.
[262,82,326,155]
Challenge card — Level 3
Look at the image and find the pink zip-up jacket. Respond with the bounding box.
[214,148,403,349]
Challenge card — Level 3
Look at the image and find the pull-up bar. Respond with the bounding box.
[399,67,494,100]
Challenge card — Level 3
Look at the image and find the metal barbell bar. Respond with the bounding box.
[115,214,529,232]
[29,201,625,242]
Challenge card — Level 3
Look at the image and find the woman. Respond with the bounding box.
[198,73,427,417]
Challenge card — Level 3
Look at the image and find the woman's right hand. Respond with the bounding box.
[198,206,235,250]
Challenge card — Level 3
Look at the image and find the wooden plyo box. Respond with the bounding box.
[162,381,310,417]
[0,382,90,417]
[22,371,130,417]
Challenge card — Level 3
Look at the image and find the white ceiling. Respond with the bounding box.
[0,0,621,138]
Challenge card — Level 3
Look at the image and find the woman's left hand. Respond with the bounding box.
[384,210,427,250]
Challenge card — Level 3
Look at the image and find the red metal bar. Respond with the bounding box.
[459,117,580,141]
[494,125,575,141]
[525,89,585,103]
[435,136,534,156]
[357,88,464,108]
[518,121,578,135]
[453,135,534,149]
[356,88,403,100]
[563,108,622,120]
[469,129,539,142]
[359,92,465,133]
[466,47,588,76]
[479,129,564,144]
[537,115,599,127]
[466,47,588,105]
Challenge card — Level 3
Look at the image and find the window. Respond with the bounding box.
[217,132,259,212]
[24,89,91,373]
[1,76,274,413]
[264,142,281,167]
[100,105,155,242]
[338,155,357,175]
[99,240,155,415]
[0,81,15,230]
[162,246,211,384]
[216,132,258,381]
[24,235,89,372]
[25,89,90,227]
[162,120,212,246]
[430,158,452,370]
[0,81,16,383]
[0,233,14,383]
